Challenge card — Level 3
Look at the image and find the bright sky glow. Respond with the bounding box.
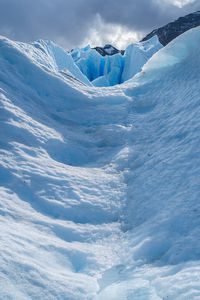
[81,15,141,50]
[166,0,196,7]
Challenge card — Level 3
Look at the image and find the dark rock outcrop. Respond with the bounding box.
[141,11,200,46]
[93,44,124,56]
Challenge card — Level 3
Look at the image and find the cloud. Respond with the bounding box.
[168,0,197,8]
[80,14,141,49]
[0,0,199,49]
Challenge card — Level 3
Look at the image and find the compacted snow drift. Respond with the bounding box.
[0,27,200,299]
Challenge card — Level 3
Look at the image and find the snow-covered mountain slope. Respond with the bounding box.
[141,10,200,46]
[71,36,162,86]
[0,26,200,300]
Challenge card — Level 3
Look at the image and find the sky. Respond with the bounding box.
[0,0,200,50]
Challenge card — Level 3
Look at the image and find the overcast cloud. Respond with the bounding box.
[0,0,200,49]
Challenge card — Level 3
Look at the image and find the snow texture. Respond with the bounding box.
[0,27,200,299]
[16,39,92,86]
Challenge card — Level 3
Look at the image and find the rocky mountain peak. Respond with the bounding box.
[141,11,200,46]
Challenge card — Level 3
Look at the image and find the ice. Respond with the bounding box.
[72,36,162,86]
[92,54,124,87]
[76,49,102,81]
[16,39,92,86]
[0,27,200,299]
[121,35,162,83]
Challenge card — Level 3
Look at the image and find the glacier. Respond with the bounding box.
[71,36,162,86]
[0,26,200,300]
[16,39,92,86]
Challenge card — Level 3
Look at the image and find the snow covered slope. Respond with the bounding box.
[0,26,200,300]
[71,36,162,86]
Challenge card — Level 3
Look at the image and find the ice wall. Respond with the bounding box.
[121,35,162,83]
[16,39,92,86]
[71,36,162,86]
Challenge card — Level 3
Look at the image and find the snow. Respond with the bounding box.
[16,39,92,86]
[0,26,200,299]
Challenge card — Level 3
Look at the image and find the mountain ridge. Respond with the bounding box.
[141,10,200,45]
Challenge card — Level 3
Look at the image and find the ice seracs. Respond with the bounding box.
[121,35,162,83]
[9,35,162,88]
[71,36,162,86]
